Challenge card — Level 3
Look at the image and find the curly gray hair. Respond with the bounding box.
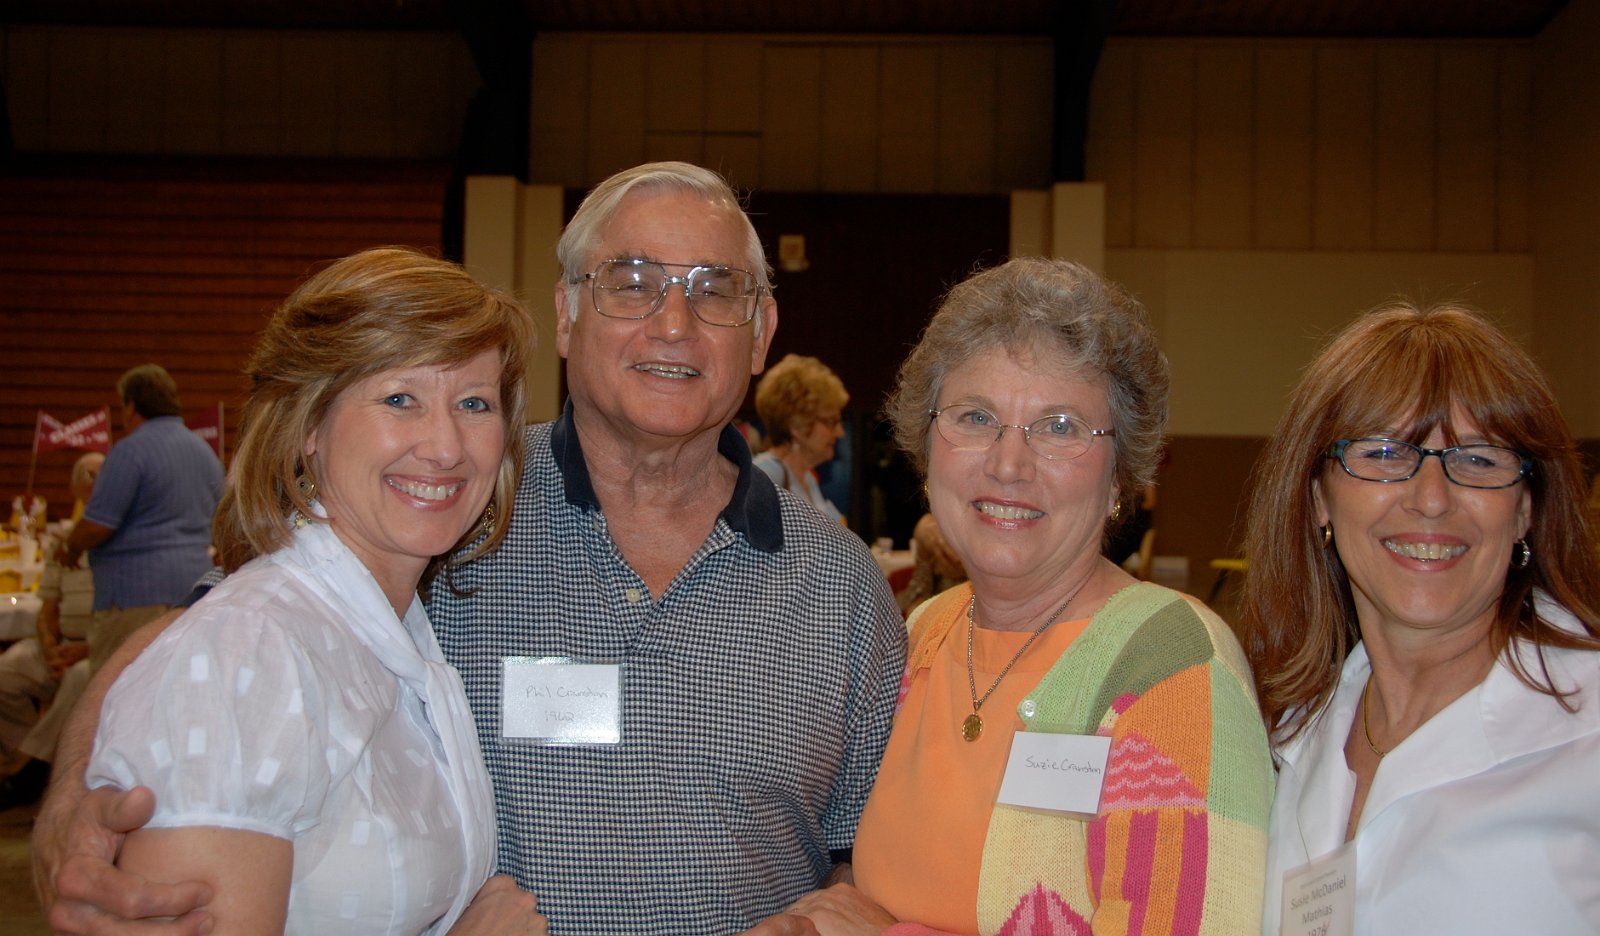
[884,257,1169,508]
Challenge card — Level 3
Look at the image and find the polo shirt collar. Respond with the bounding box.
[550,400,783,553]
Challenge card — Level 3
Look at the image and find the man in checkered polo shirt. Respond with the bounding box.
[34,162,907,936]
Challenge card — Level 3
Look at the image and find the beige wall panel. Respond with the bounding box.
[334,36,397,157]
[107,32,168,152]
[586,40,648,181]
[647,39,705,132]
[1435,46,1499,252]
[762,45,822,190]
[878,46,939,193]
[643,131,706,166]
[531,38,588,134]
[1373,46,1436,250]
[1088,42,1136,246]
[709,40,763,134]
[1107,248,1535,436]
[162,33,224,153]
[530,38,590,187]
[820,46,881,192]
[1252,47,1315,249]
[995,42,1053,191]
[703,134,762,191]
[586,132,649,183]
[1313,46,1376,249]
[280,35,343,155]
[1192,45,1254,248]
[5,30,50,148]
[221,35,282,154]
[1496,46,1533,252]
[1132,44,1195,247]
[48,30,110,151]
[936,44,998,193]
[1010,189,1051,257]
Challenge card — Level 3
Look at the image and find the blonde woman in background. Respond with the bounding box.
[754,353,850,524]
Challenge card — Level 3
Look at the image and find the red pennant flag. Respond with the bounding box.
[34,408,111,455]
[189,401,225,460]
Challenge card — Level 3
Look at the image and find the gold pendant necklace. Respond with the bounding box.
[963,578,1088,742]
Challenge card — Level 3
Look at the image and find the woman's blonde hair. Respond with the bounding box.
[214,247,535,592]
[754,354,849,447]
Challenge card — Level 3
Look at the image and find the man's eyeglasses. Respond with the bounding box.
[1327,438,1532,489]
[580,258,762,327]
[930,406,1113,461]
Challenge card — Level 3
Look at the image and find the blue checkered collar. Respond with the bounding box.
[549,400,784,554]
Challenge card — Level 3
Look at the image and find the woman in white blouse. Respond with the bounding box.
[86,247,547,934]
[1240,303,1600,934]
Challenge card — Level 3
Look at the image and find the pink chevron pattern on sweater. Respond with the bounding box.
[1101,733,1207,810]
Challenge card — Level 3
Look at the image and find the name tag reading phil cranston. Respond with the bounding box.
[995,731,1112,815]
[501,657,622,745]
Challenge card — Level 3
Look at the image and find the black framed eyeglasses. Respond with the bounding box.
[1327,438,1532,490]
[580,258,762,327]
[930,406,1113,461]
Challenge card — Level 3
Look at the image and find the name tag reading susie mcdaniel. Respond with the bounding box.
[501,657,622,745]
[1280,843,1355,936]
[996,731,1112,815]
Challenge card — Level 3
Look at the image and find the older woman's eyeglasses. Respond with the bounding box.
[930,406,1113,460]
[1328,438,1532,489]
[581,258,761,327]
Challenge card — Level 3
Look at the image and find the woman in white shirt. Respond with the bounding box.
[753,353,849,524]
[86,247,547,935]
[1239,302,1600,934]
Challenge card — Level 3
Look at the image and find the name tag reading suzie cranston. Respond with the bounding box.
[501,657,622,745]
[1279,844,1354,936]
[995,731,1112,815]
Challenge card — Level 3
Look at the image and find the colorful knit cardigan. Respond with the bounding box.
[896,582,1272,936]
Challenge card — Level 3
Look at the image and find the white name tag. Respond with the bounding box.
[500,657,622,745]
[1279,843,1355,936]
[995,731,1112,815]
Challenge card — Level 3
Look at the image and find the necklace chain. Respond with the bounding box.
[1361,678,1389,758]
[962,578,1089,742]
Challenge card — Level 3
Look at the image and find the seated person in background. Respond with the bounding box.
[0,452,102,804]
[754,353,850,524]
[895,513,967,616]
[83,247,546,933]
[791,257,1273,934]
[1241,302,1600,932]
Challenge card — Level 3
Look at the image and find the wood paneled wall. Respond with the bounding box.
[1089,39,1533,253]
[0,160,451,519]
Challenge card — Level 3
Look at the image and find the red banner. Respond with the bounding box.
[189,401,224,459]
[34,408,111,455]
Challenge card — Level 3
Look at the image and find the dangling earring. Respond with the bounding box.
[292,474,317,528]
[1512,539,1533,570]
[1110,500,1123,522]
[478,500,497,537]
[1321,525,1334,548]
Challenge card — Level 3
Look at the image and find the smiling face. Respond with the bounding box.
[305,350,506,607]
[926,345,1119,599]
[554,188,777,451]
[1315,414,1532,644]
